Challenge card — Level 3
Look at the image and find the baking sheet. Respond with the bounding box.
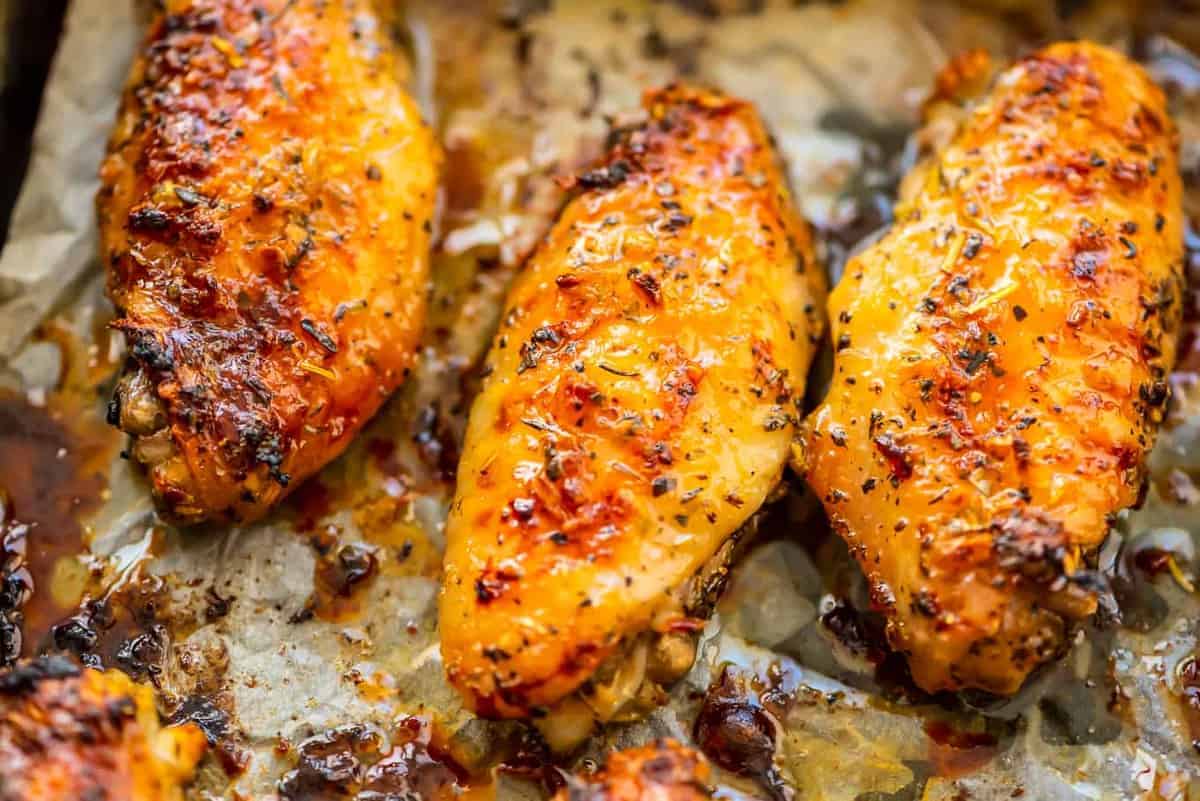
[2,1,1200,799]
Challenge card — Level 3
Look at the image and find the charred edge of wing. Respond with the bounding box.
[991,506,1113,615]
[519,511,768,752]
[0,655,82,697]
[0,660,142,773]
[0,660,189,801]
[566,84,746,199]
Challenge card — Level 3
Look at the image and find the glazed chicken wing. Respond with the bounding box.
[0,657,206,801]
[803,42,1183,695]
[554,740,712,801]
[440,86,825,736]
[98,0,440,524]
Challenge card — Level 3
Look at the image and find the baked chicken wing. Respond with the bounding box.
[99,0,440,524]
[0,657,206,801]
[440,86,825,735]
[803,42,1183,695]
[554,740,712,801]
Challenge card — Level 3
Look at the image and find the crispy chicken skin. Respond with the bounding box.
[803,42,1183,695]
[441,86,825,719]
[98,0,439,525]
[0,657,206,801]
[554,740,712,801]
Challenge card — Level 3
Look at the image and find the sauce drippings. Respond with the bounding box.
[289,478,335,533]
[277,718,470,801]
[1133,547,1178,578]
[292,458,440,623]
[923,720,999,779]
[694,667,789,801]
[309,533,380,623]
[0,391,115,665]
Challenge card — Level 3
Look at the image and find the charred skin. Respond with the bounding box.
[0,658,205,801]
[554,740,713,801]
[803,43,1184,696]
[98,0,440,525]
[440,86,825,721]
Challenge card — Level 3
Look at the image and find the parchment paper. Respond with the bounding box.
[2,1,1200,799]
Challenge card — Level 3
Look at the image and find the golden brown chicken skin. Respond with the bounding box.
[803,42,1184,696]
[0,657,206,801]
[440,86,825,727]
[98,0,439,525]
[554,741,712,801]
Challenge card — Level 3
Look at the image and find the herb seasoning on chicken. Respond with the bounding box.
[439,86,825,744]
[802,42,1184,695]
[0,657,206,801]
[98,0,440,524]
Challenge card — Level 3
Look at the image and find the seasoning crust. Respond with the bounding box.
[98,0,440,524]
[0,658,206,801]
[803,42,1184,695]
[440,85,825,718]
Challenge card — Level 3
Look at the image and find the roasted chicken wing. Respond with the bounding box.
[803,42,1183,695]
[440,86,825,736]
[554,740,712,801]
[0,657,206,801]
[99,0,440,524]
